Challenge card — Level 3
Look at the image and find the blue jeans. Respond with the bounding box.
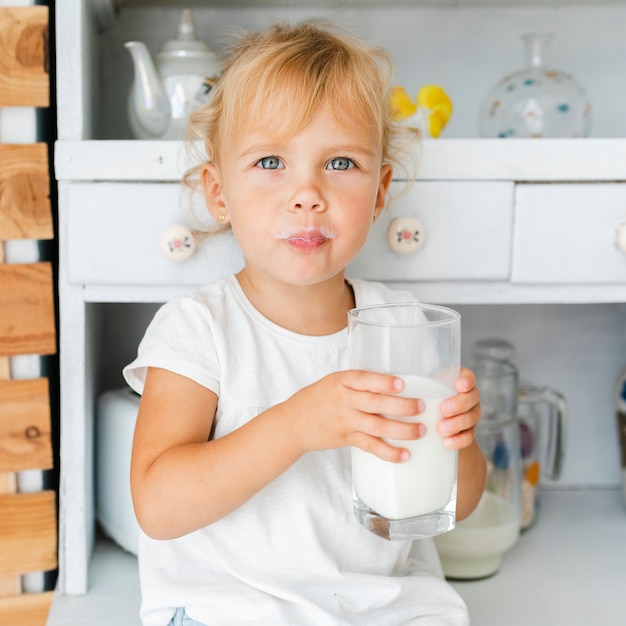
[169,608,207,626]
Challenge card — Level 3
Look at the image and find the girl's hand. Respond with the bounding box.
[284,371,425,464]
[437,366,481,450]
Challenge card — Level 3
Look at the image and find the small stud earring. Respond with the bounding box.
[219,214,226,223]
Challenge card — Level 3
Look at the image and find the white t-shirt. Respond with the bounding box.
[123,275,468,626]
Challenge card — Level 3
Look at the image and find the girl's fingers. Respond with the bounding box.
[342,369,406,394]
[365,414,425,441]
[341,372,426,417]
[456,367,476,393]
[439,387,480,418]
[351,391,423,419]
[350,432,412,463]
[442,426,477,450]
[439,402,481,434]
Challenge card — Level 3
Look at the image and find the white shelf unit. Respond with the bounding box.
[52,1,626,622]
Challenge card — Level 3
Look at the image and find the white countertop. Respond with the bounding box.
[47,488,626,626]
[453,488,626,625]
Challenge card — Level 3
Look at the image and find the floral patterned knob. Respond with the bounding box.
[160,224,196,262]
[387,216,426,254]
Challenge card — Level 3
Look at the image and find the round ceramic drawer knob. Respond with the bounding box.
[387,216,426,254]
[615,222,626,254]
[160,224,196,262]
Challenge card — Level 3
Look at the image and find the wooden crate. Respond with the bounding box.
[0,6,49,108]
[0,5,55,625]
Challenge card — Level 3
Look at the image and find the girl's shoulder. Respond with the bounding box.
[158,274,240,317]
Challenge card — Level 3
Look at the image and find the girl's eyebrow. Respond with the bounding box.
[330,144,377,158]
[239,143,285,156]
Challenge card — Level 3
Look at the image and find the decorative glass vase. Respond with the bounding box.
[478,33,592,138]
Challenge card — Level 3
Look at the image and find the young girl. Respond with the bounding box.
[124,21,485,626]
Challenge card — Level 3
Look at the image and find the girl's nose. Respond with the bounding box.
[293,200,322,211]
[289,183,327,213]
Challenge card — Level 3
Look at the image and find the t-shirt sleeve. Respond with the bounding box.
[122,294,220,396]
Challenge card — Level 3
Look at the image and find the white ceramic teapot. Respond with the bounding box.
[125,8,220,140]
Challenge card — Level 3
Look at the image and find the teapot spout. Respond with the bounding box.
[125,41,171,138]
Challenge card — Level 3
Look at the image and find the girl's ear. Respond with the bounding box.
[373,163,393,222]
[201,164,230,225]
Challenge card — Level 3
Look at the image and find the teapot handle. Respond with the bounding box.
[518,386,568,481]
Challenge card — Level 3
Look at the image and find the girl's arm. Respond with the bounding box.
[131,366,427,540]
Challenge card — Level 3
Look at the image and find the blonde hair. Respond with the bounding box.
[183,21,419,227]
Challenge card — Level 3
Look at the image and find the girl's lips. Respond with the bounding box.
[285,236,326,250]
[275,226,336,250]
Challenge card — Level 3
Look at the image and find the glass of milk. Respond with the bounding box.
[348,302,460,540]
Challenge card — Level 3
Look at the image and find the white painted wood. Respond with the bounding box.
[65,183,243,285]
[55,0,96,140]
[57,286,91,596]
[54,141,190,180]
[385,281,626,305]
[58,182,92,595]
[54,139,626,182]
[65,181,511,287]
[512,184,626,284]
[349,182,514,281]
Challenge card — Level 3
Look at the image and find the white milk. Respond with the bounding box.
[351,375,457,520]
[434,490,520,579]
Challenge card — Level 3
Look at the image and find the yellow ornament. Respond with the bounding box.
[390,86,417,121]
[416,85,454,138]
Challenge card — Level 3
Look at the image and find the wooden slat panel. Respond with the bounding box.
[0,144,52,241]
[0,491,56,577]
[0,591,53,626]
[0,378,52,472]
[0,472,15,493]
[0,469,18,597]
[0,263,56,357]
[0,7,48,107]
[0,357,9,379]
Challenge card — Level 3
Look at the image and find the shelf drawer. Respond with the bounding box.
[349,181,514,281]
[65,183,243,286]
[512,184,626,284]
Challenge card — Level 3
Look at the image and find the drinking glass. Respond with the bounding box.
[348,302,460,540]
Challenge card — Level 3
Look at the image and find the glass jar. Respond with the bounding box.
[434,357,522,579]
[472,339,568,531]
[478,33,592,138]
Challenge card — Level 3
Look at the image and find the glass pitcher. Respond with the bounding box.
[473,339,568,530]
[434,357,522,579]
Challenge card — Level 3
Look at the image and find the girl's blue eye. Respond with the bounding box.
[327,157,354,171]
[257,156,283,169]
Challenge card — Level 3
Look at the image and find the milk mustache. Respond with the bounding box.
[351,374,457,520]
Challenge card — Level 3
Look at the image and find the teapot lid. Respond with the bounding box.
[159,8,214,58]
